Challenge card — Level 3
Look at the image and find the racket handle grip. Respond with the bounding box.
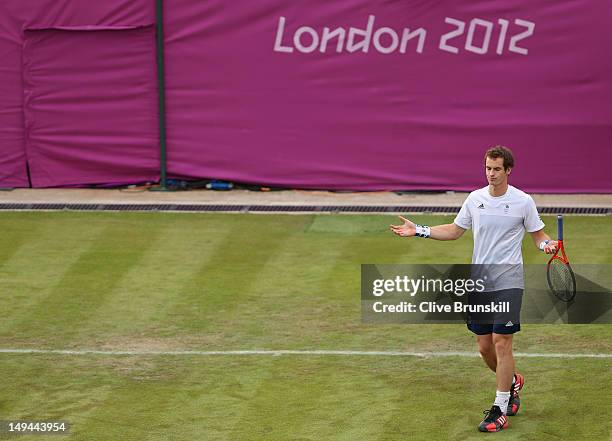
[557,215,563,241]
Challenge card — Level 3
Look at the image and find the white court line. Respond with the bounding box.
[0,349,610,358]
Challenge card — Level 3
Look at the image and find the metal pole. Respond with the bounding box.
[155,0,168,190]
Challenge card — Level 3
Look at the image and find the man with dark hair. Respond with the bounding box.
[390,145,558,432]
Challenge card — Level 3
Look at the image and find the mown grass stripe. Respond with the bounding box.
[0,219,40,268]
[156,215,312,333]
[8,223,157,342]
[0,220,108,338]
[75,221,234,343]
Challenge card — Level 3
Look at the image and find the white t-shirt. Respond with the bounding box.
[453,185,545,290]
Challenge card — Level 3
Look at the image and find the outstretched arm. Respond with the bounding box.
[390,216,466,241]
[530,229,558,254]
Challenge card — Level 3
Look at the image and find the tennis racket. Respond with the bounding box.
[546,215,576,302]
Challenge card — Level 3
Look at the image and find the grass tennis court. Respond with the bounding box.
[1,212,611,440]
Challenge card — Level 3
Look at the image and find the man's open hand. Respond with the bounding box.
[390,216,416,237]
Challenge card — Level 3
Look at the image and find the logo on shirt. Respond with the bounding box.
[477,203,485,209]
[504,204,510,214]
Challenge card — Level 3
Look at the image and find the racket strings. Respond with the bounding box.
[549,260,574,301]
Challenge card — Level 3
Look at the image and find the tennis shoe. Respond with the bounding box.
[478,405,509,432]
[507,373,524,416]
[513,373,524,394]
[507,392,521,416]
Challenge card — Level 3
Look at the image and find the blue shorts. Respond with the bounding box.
[467,321,521,335]
[466,288,522,335]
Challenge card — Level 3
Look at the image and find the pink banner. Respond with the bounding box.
[1,1,611,192]
[22,26,159,187]
[0,0,156,187]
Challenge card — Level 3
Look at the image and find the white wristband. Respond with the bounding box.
[415,224,431,238]
[539,240,549,251]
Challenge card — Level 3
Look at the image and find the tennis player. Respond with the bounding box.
[390,146,558,432]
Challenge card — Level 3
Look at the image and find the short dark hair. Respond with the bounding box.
[485,145,514,170]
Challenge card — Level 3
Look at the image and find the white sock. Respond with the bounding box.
[494,391,511,415]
